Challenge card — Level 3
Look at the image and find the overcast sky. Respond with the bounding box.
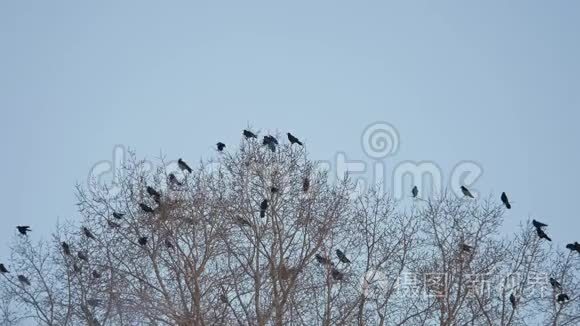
[1,0,579,263]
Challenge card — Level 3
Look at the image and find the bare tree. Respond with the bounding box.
[1,136,578,325]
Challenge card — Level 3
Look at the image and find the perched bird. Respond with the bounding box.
[287,133,303,146]
[461,186,474,198]
[501,192,511,209]
[262,136,278,152]
[112,212,125,219]
[335,249,351,264]
[138,236,148,246]
[16,226,31,235]
[532,219,548,228]
[216,142,226,151]
[270,186,279,193]
[0,264,9,273]
[557,293,570,304]
[536,228,552,241]
[565,242,580,253]
[549,277,562,290]
[107,220,121,228]
[412,186,418,198]
[315,254,333,266]
[461,244,473,252]
[92,270,101,279]
[17,275,30,286]
[331,268,344,281]
[243,129,257,139]
[140,203,155,213]
[146,186,161,198]
[303,177,310,192]
[510,293,517,308]
[168,173,183,186]
[178,158,193,173]
[82,227,95,239]
[260,199,268,218]
[62,242,71,256]
[78,251,89,262]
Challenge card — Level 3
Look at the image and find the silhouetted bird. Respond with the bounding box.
[412,186,418,198]
[78,251,89,262]
[82,227,95,239]
[287,133,303,146]
[536,228,552,241]
[140,203,154,213]
[461,244,473,252]
[315,254,333,266]
[501,192,511,209]
[550,277,562,290]
[169,173,183,186]
[243,130,257,139]
[17,275,30,286]
[112,212,125,219]
[262,136,278,152]
[92,270,101,279]
[461,186,474,198]
[565,242,580,253]
[557,293,570,303]
[62,242,71,256]
[532,219,548,228]
[510,293,516,308]
[260,199,268,218]
[138,236,148,246]
[271,186,279,193]
[0,264,9,273]
[336,249,351,264]
[178,158,192,173]
[147,186,161,198]
[107,220,121,228]
[16,226,31,235]
[216,142,226,151]
[331,268,344,281]
[303,178,310,192]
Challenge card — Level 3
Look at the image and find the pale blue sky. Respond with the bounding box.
[0,0,579,262]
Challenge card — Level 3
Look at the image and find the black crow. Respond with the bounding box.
[107,220,121,228]
[92,270,101,279]
[112,212,125,219]
[532,219,548,228]
[0,264,9,273]
[82,227,95,239]
[178,158,192,173]
[550,277,562,290]
[168,173,183,186]
[262,136,278,152]
[565,241,580,253]
[536,228,552,241]
[557,293,570,303]
[138,236,148,246]
[16,226,31,235]
[146,186,161,198]
[331,268,344,281]
[140,203,155,213]
[510,293,516,308]
[461,186,474,198]
[62,242,71,256]
[303,177,310,192]
[315,254,333,266]
[216,142,226,151]
[260,199,268,218]
[501,192,511,209]
[287,133,303,146]
[412,186,418,198]
[335,249,351,264]
[270,186,279,193]
[78,251,89,262]
[17,275,30,286]
[243,130,257,139]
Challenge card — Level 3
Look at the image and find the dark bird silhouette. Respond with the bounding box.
[82,227,95,239]
[565,242,580,253]
[331,268,344,281]
[92,270,101,279]
[550,277,562,290]
[412,186,418,198]
[112,212,125,219]
[461,244,473,252]
[146,186,161,198]
[262,135,278,152]
[303,177,310,192]
[557,293,570,303]
[270,186,279,193]
[62,242,71,256]
[138,236,148,246]
[107,220,121,228]
[168,173,183,186]
[243,129,257,139]
[501,192,511,209]
[335,249,351,264]
[461,186,474,198]
[260,199,268,218]
[17,275,30,286]
[287,133,303,146]
[78,251,89,262]
[536,227,552,241]
[16,226,31,235]
[140,203,154,213]
[0,264,9,273]
[216,142,226,151]
[532,219,548,228]
[178,158,192,173]
[510,293,517,308]
[315,254,333,266]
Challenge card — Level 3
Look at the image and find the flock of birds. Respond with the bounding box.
[1,129,578,309]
